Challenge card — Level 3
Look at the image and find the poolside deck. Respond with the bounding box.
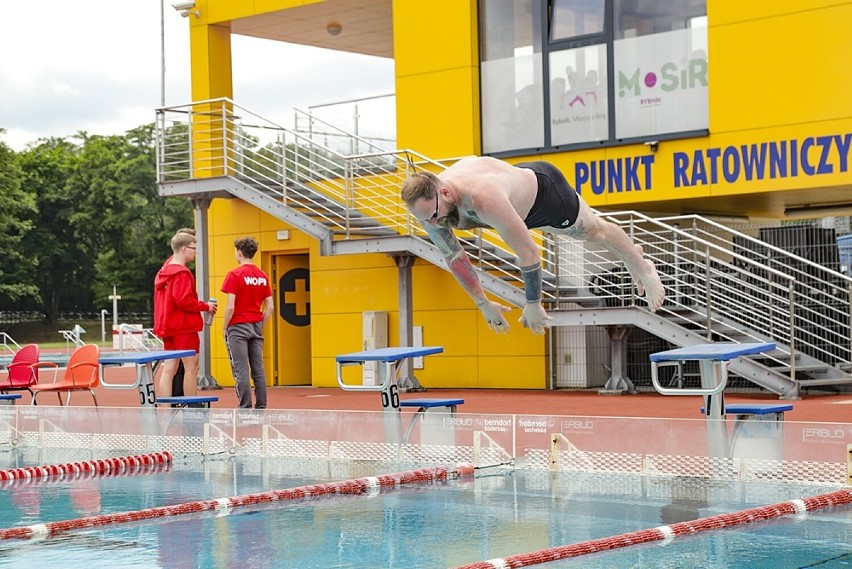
[4,358,850,422]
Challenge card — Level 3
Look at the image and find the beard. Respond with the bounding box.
[439,202,461,228]
[441,202,491,230]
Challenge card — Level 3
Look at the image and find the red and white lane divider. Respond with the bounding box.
[454,489,852,569]
[0,452,172,483]
[0,465,447,541]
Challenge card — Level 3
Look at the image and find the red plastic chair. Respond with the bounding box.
[1,344,41,397]
[31,344,100,406]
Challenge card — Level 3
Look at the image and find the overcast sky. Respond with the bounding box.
[0,1,395,151]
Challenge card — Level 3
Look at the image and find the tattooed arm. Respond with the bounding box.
[424,224,512,333]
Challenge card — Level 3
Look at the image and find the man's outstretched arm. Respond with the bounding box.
[424,224,511,333]
[472,196,553,335]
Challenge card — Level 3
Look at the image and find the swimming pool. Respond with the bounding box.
[0,461,848,568]
[0,405,849,567]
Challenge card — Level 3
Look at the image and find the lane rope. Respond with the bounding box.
[0,451,172,483]
[0,465,447,541]
[452,488,852,569]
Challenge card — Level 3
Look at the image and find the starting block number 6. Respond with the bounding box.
[381,384,400,410]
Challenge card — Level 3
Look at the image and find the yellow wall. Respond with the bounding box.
[390,0,547,389]
[186,0,547,392]
[394,0,481,157]
[205,199,314,387]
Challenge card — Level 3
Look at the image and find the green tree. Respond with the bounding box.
[81,125,192,314]
[18,137,89,321]
[19,127,193,320]
[0,132,39,309]
[67,128,191,315]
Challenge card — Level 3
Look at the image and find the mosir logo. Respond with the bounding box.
[244,276,268,286]
[618,57,707,98]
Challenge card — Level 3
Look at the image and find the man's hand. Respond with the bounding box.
[477,299,512,333]
[520,302,552,335]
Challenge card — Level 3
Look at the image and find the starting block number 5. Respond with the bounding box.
[139,380,157,406]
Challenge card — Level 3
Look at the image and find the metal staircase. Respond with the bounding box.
[155,98,852,399]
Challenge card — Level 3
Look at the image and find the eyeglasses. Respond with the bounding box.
[185,245,197,251]
[428,195,441,222]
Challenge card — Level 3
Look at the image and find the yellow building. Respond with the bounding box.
[162,1,852,395]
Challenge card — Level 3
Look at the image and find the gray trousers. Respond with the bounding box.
[224,321,268,409]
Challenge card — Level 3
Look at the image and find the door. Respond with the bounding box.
[272,254,311,385]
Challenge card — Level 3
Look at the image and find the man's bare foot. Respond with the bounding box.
[639,258,665,311]
[626,244,648,296]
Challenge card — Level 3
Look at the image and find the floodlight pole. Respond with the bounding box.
[160,0,166,107]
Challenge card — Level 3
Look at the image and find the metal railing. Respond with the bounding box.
[117,324,163,353]
[155,98,852,390]
[58,327,86,352]
[0,333,21,363]
[302,94,396,154]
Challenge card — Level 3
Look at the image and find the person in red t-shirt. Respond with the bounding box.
[221,237,274,409]
[153,232,216,399]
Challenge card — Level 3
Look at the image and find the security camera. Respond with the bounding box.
[171,1,196,11]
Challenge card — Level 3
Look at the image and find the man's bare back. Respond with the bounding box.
[438,157,537,230]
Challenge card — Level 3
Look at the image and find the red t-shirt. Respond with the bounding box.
[221,264,273,326]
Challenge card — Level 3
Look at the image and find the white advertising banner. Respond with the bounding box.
[614,27,708,139]
[549,44,609,146]
[481,54,544,154]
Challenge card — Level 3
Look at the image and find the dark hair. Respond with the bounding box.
[234,237,259,259]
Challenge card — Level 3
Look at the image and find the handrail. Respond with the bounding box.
[657,213,852,286]
[0,333,21,360]
[117,324,162,353]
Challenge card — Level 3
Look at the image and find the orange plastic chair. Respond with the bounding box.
[1,344,41,396]
[31,344,100,406]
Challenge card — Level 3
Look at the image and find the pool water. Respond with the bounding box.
[0,455,848,568]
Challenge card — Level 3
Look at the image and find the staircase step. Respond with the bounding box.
[332,229,398,237]
[798,377,852,386]
[791,364,832,372]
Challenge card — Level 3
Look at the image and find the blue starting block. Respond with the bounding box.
[100,349,195,407]
[649,342,776,418]
[699,403,793,421]
[650,342,779,460]
[400,398,464,444]
[336,346,449,444]
[0,394,22,405]
[698,403,794,465]
[156,396,218,409]
[400,398,464,413]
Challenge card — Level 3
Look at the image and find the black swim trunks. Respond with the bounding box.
[516,161,580,230]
